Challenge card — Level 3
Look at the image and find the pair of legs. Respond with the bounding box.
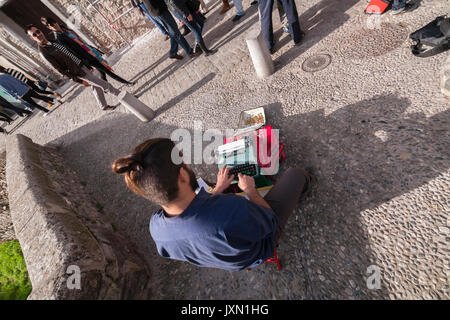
[25,79,59,98]
[154,9,195,57]
[90,59,134,85]
[139,2,169,36]
[263,167,311,246]
[21,90,51,113]
[172,9,217,55]
[0,97,32,117]
[258,0,303,51]
[79,67,121,110]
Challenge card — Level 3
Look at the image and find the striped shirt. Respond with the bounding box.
[50,42,82,66]
[5,68,28,83]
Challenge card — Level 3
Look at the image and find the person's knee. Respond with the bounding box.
[284,167,308,182]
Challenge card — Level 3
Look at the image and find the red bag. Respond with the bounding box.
[224,125,286,168]
[365,0,391,14]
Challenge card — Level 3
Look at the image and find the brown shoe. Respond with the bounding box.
[53,92,62,99]
[219,2,231,14]
[169,54,183,60]
[47,102,53,108]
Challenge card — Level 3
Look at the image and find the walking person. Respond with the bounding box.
[27,25,128,111]
[0,72,50,113]
[166,0,217,55]
[258,0,304,53]
[131,0,170,40]
[0,65,61,106]
[40,18,136,86]
[136,0,201,60]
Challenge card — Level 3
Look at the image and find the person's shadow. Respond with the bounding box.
[257,94,449,298]
[273,0,360,69]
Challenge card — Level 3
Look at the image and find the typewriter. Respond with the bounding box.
[216,135,259,184]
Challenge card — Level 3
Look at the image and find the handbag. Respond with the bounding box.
[410,15,450,57]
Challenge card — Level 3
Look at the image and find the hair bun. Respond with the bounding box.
[112,154,143,174]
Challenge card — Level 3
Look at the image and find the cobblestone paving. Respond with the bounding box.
[1,0,449,299]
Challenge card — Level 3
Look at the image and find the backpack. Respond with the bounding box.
[410,15,450,57]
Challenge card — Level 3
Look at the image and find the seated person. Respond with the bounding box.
[112,138,312,271]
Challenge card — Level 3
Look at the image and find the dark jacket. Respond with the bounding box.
[52,31,99,66]
[165,0,191,18]
[38,42,87,83]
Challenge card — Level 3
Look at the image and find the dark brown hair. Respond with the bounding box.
[112,138,183,205]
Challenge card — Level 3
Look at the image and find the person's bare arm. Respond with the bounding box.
[237,173,272,210]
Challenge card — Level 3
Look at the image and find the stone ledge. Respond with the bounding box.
[5,134,152,299]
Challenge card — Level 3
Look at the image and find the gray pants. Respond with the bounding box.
[80,67,121,109]
[264,167,308,245]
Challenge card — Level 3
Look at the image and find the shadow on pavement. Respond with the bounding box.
[47,93,449,299]
[274,0,360,70]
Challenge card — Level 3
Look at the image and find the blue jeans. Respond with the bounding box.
[259,0,302,50]
[154,10,193,56]
[392,0,406,10]
[233,0,245,16]
[139,3,169,36]
[172,10,205,44]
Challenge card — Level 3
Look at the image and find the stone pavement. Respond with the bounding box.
[1,0,449,299]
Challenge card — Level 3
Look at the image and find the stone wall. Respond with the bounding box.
[5,134,152,299]
[47,0,153,53]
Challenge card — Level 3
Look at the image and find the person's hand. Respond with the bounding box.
[237,173,257,195]
[187,14,193,22]
[81,80,90,87]
[212,165,234,194]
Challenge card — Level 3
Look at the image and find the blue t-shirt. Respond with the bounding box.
[149,189,279,271]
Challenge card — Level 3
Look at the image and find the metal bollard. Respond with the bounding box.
[246,29,275,78]
[118,91,156,122]
[440,54,450,98]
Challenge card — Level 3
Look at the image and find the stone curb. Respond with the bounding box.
[5,134,152,299]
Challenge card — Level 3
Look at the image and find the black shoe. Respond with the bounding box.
[198,40,217,56]
[194,43,203,54]
[170,54,184,60]
[232,13,245,22]
[126,80,137,87]
[250,0,258,5]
